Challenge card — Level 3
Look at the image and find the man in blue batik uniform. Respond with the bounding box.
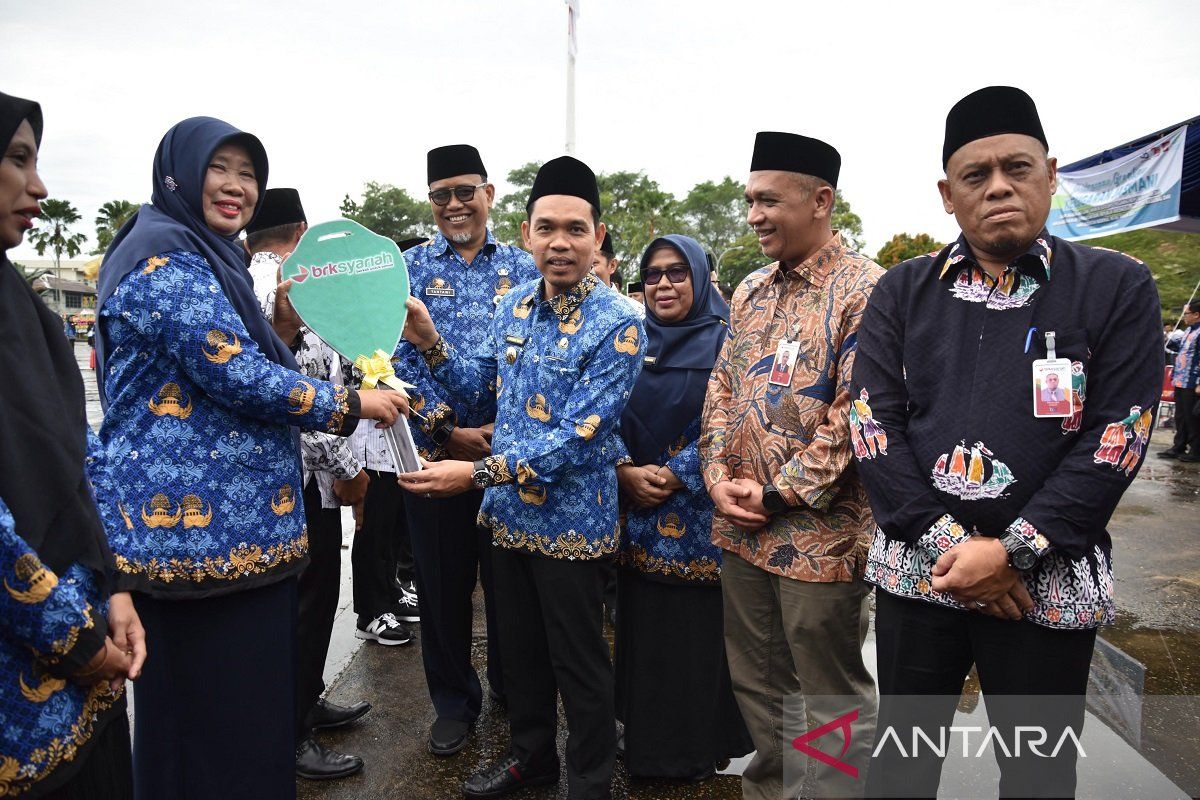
[393,144,538,756]
[399,156,644,800]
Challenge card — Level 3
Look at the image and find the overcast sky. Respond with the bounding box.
[6,0,1200,262]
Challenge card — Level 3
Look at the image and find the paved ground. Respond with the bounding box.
[76,344,1200,798]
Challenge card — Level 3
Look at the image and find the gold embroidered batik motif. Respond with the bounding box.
[42,603,94,663]
[574,414,601,440]
[201,329,242,364]
[483,514,619,559]
[141,255,169,275]
[141,493,181,529]
[516,461,539,485]
[287,381,316,416]
[481,454,513,486]
[5,553,57,604]
[113,532,308,584]
[117,503,133,530]
[525,393,551,422]
[513,296,535,319]
[517,484,548,506]
[422,336,452,368]
[147,381,193,419]
[19,667,66,704]
[666,434,688,458]
[270,485,296,515]
[325,384,350,434]
[180,495,213,528]
[621,544,720,582]
[10,682,122,797]
[558,308,583,334]
[614,325,640,355]
[656,513,686,539]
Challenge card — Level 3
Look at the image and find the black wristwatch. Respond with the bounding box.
[1000,534,1038,571]
[471,459,492,489]
[761,484,789,515]
[430,423,456,447]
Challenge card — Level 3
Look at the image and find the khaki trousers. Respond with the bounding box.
[722,551,877,799]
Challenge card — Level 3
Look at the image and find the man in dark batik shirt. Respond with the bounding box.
[852,87,1162,798]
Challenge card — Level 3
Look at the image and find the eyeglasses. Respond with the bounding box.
[643,266,690,286]
[428,183,487,206]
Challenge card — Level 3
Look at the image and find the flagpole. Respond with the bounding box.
[565,0,577,154]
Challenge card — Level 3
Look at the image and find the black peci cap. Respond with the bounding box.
[942,86,1047,168]
[750,131,841,187]
[246,188,305,235]
[526,156,601,214]
[427,144,487,184]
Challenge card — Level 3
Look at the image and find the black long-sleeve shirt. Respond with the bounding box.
[850,231,1162,629]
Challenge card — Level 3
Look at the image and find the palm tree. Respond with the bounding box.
[93,199,139,254]
[28,198,88,270]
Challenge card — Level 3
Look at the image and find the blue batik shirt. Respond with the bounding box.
[95,251,357,598]
[613,417,724,583]
[1172,322,1200,389]
[0,429,123,798]
[395,230,538,460]
[421,274,645,559]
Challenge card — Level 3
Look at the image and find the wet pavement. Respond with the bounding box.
[76,345,1200,798]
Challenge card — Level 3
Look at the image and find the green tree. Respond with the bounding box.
[339,182,431,242]
[597,171,682,285]
[28,198,87,270]
[680,177,746,254]
[716,232,769,289]
[93,199,139,254]
[491,161,542,247]
[875,232,945,268]
[832,190,865,252]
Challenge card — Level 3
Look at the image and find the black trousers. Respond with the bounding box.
[351,469,413,621]
[405,489,503,723]
[492,548,615,800]
[40,708,133,800]
[133,579,297,800]
[1172,385,1198,454]
[295,479,344,741]
[866,591,1097,799]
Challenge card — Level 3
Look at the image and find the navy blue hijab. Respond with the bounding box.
[620,234,729,465]
[96,117,296,407]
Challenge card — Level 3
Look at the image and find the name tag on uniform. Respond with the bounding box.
[768,340,799,387]
[1032,358,1073,418]
[504,334,526,365]
[424,286,456,297]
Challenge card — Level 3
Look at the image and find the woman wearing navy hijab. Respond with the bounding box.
[613,235,751,781]
[93,117,406,799]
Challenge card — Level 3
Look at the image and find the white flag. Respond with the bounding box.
[566,0,580,58]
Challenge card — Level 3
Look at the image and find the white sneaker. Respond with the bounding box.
[397,581,420,623]
[355,612,412,646]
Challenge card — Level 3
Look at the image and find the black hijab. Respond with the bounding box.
[0,92,111,586]
[620,234,729,465]
[96,116,295,408]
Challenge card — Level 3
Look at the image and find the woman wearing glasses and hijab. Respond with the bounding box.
[613,234,751,781]
[93,117,407,799]
[0,91,143,799]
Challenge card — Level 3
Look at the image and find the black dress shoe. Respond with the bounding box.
[429,717,472,756]
[462,756,558,798]
[1157,449,1182,459]
[1180,453,1200,463]
[310,698,372,731]
[296,738,364,780]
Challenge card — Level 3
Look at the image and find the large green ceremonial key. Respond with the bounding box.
[281,218,423,471]
[280,218,410,367]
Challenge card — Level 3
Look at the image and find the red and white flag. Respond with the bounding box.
[566,0,580,58]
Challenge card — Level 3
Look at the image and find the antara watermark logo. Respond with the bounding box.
[872,724,1086,760]
[790,707,1087,776]
[290,251,395,283]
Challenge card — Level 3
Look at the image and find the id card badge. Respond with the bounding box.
[768,340,800,387]
[1033,358,1073,418]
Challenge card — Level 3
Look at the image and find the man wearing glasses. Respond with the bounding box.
[394,144,538,757]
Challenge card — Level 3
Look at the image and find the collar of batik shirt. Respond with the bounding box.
[429,228,498,261]
[937,229,1054,284]
[771,231,847,289]
[521,271,601,323]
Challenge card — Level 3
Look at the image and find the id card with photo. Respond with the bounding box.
[1032,358,1074,418]
[768,340,800,387]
